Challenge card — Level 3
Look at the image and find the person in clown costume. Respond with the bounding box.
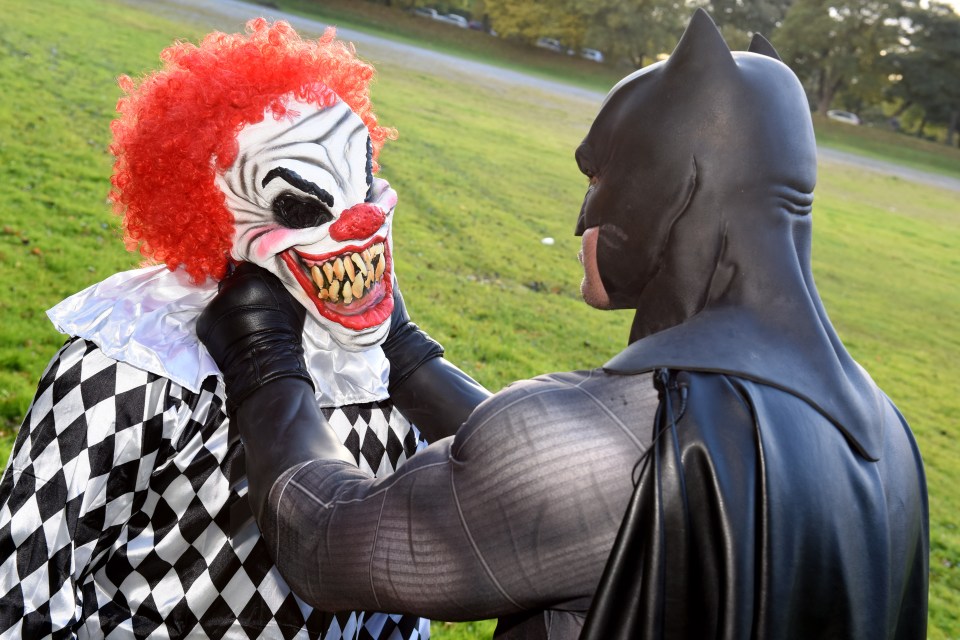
[0,19,483,639]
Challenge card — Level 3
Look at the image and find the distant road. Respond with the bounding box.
[816,147,960,193]
[126,0,960,194]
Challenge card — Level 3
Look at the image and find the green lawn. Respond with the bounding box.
[1,0,959,637]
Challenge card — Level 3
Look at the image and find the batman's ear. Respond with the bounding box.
[666,9,736,74]
[748,33,782,61]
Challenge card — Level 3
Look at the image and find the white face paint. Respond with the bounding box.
[216,98,397,350]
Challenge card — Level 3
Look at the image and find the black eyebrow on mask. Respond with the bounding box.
[261,167,334,208]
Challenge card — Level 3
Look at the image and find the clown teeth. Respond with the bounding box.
[344,256,355,281]
[352,253,367,278]
[362,250,374,279]
[310,265,324,288]
[303,241,387,306]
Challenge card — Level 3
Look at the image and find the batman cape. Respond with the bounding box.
[576,11,928,639]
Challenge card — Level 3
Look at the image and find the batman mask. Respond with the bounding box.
[583,10,885,461]
[575,9,817,343]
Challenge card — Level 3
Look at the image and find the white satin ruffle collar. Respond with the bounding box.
[46,265,389,407]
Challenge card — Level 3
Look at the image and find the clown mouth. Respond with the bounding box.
[308,242,387,304]
[282,238,392,330]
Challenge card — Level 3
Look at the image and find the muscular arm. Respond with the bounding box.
[236,375,506,619]
[238,371,656,621]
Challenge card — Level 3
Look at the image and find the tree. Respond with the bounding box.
[481,0,587,48]
[886,1,960,144]
[773,0,902,115]
[481,0,687,67]
[582,0,689,67]
[708,0,794,36]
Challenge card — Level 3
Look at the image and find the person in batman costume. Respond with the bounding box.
[196,10,929,639]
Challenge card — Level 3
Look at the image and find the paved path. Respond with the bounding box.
[125,0,960,194]
[817,147,960,192]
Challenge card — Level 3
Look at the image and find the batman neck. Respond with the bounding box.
[610,211,883,459]
[627,208,824,345]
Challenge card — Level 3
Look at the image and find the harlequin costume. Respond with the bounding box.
[195,11,929,639]
[0,20,435,639]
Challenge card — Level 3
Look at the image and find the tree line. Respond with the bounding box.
[385,0,960,145]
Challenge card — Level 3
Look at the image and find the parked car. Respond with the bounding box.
[581,48,604,63]
[414,7,468,28]
[435,13,469,28]
[536,37,564,53]
[412,7,439,19]
[826,109,861,125]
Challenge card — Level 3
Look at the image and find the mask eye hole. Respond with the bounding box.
[272,193,334,229]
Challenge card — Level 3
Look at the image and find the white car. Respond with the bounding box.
[536,37,565,53]
[413,8,469,28]
[826,110,861,125]
[581,48,604,63]
[436,13,469,28]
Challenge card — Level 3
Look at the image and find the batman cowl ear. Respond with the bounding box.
[747,33,782,61]
[666,9,736,75]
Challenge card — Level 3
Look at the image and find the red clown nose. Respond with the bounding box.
[329,203,386,242]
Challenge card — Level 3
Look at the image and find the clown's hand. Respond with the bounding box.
[382,277,492,441]
[198,263,314,417]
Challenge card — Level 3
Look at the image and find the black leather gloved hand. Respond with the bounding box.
[198,263,314,417]
[381,277,445,392]
[380,277,491,441]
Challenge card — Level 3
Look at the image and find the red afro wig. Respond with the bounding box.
[110,19,395,283]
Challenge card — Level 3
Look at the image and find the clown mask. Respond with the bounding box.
[216,97,396,351]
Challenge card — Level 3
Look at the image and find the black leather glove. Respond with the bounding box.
[380,277,491,441]
[381,278,445,391]
[198,263,314,417]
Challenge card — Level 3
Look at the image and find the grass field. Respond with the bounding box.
[0,0,958,637]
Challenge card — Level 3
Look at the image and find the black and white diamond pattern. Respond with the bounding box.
[0,337,428,639]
